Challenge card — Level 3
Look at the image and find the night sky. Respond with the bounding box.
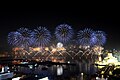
[0,8,120,51]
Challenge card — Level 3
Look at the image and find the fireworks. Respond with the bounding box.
[55,24,74,44]
[7,25,107,62]
[17,27,33,48]
[91,31,106,46]
[8,27,32,48]
[32,26,51,47]
[8,31,22,47]
[77,28,94,46]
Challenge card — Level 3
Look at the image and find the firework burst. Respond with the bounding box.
[8,31,22,47]
[16,27,32,48]
[91,31,106,46]
[32,26,51,47]
[77,28,94,46]
[55,24,74,44]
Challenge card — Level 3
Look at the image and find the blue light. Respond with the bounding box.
[31,26,51,47]
[8,31,22,47]
[77,28,94,46]
[8,27,32,48]
[91,31,106,46]
[55,24,74,44]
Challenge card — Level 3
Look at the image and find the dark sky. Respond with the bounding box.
[0,8,120,51]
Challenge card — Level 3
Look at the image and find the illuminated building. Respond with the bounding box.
[95,52,120,68]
